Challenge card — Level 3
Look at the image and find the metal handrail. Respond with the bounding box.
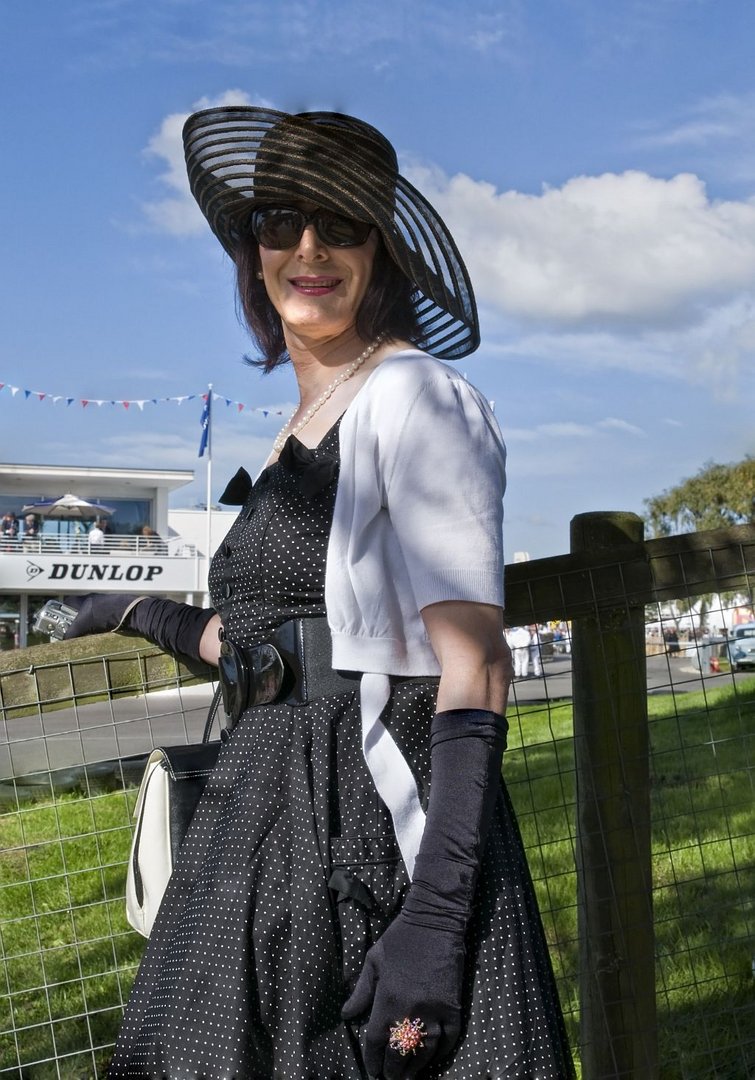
[1,535,197,557]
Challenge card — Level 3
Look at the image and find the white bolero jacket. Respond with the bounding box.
[324,349,507,875]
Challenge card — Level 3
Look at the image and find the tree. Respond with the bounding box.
[643,456,755,537]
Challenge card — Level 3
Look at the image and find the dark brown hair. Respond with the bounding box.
[235,231,422,372]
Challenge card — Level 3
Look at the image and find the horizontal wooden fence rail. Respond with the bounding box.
[503,522,755,625]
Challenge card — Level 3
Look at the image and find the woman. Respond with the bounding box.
[21,514,40,551]
[68,107,574,1079]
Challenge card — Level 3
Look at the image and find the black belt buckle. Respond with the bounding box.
[218,639,285,723]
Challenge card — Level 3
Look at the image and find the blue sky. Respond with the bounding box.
[2,0,754,559]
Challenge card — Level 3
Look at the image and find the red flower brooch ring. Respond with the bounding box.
[388,1017,427,1056]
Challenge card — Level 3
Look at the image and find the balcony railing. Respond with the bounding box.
[1,535,197,558]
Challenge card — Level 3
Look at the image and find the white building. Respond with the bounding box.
[0,463,236,648]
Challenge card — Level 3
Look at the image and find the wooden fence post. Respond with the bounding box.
[571,512,658,1079]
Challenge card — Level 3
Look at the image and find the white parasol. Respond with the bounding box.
[21,494,116,520]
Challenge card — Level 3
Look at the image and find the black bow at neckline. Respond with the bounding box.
[279,436,339,497]
[218,437,338,506]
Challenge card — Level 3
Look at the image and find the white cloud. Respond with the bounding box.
[503,417,646,443]
[459,9,521,57]
[146,92,755,336]
[636,93,755,150]
[139,92,755,401]
[539,422,594,439]
[468,29,506,50]
[141,89,266,236]
[407,164,755,326]
[72,1,525,69]
[94,432,198,469]
[597,418,647,438]
[92,426,277,492]
[485,295,755,397]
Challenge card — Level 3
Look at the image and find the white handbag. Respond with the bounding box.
[126,691,222,937]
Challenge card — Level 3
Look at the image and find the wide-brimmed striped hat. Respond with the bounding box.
[183,106,479,360]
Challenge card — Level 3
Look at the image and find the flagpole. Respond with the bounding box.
[205,383,213,601]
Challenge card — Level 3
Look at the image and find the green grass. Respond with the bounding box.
[503,680,755,1080]
[646,682,755,1079]
[0,681,753,1078]
[0,789,145,1078]
[505,700,581,1069]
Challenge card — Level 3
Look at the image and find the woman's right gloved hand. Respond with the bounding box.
[343,708,508,1078]
[342,903,465,1079]
[63,593,217,665]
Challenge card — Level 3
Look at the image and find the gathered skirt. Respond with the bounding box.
[108,681,574,1079]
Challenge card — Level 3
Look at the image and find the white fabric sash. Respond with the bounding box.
[359,672,426,879]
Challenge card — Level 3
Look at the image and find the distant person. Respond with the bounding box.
[21,515,40,550]
[139,525,165,554]
[664,626,680,658]
[1,513,18,548]
[69,523,86,553]
[553,620,571,655]
[507,625,532,678]
[89,519,106,547]
[528,624,543,677]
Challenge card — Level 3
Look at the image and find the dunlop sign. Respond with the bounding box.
[46,563,164,583]
[0,556,199,594]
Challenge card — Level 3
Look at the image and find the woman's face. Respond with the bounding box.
[257,203,380,347]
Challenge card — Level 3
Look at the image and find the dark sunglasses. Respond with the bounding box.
[249,206,374,250]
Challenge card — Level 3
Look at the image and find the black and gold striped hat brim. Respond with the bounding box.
[183,106,479,360]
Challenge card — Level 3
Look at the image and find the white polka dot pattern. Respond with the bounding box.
[108,427,575,1078]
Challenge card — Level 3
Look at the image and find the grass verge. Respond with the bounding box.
[0,679,753,1078]
[503,678,755,1079]
[0,788,144,1077]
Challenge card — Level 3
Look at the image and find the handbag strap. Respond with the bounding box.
[202,684,224,743]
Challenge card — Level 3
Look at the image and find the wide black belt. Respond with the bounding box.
[217,616,359,723]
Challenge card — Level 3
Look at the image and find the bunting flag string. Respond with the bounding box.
[0,381,288,419]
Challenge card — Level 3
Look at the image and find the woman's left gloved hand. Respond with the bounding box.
[342,708,508,1078]
[341,900,464,1078]
[63,594,147,638]
[63,593,217,666]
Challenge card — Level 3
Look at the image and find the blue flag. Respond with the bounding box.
[198,394,211,457]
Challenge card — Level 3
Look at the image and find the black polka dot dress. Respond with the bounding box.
[108,426,575,1079]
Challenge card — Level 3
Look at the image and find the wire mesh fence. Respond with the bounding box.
[501,517,755,1079]
[0,646,216,1078]
[0,519,753,1078]
[641,591,754,1078]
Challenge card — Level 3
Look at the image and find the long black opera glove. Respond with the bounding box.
[63,593,216,667]
[342,709,507,1079]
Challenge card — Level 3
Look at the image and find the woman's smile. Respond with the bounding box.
[288,275,343,296]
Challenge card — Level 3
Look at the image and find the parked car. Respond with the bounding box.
[727,623,755,672]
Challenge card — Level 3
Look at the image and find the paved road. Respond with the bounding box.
[504,649,750,706]
[0,682,218,784]
[2,652,751,784]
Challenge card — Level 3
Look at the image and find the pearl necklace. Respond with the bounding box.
[272,337,382,454]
